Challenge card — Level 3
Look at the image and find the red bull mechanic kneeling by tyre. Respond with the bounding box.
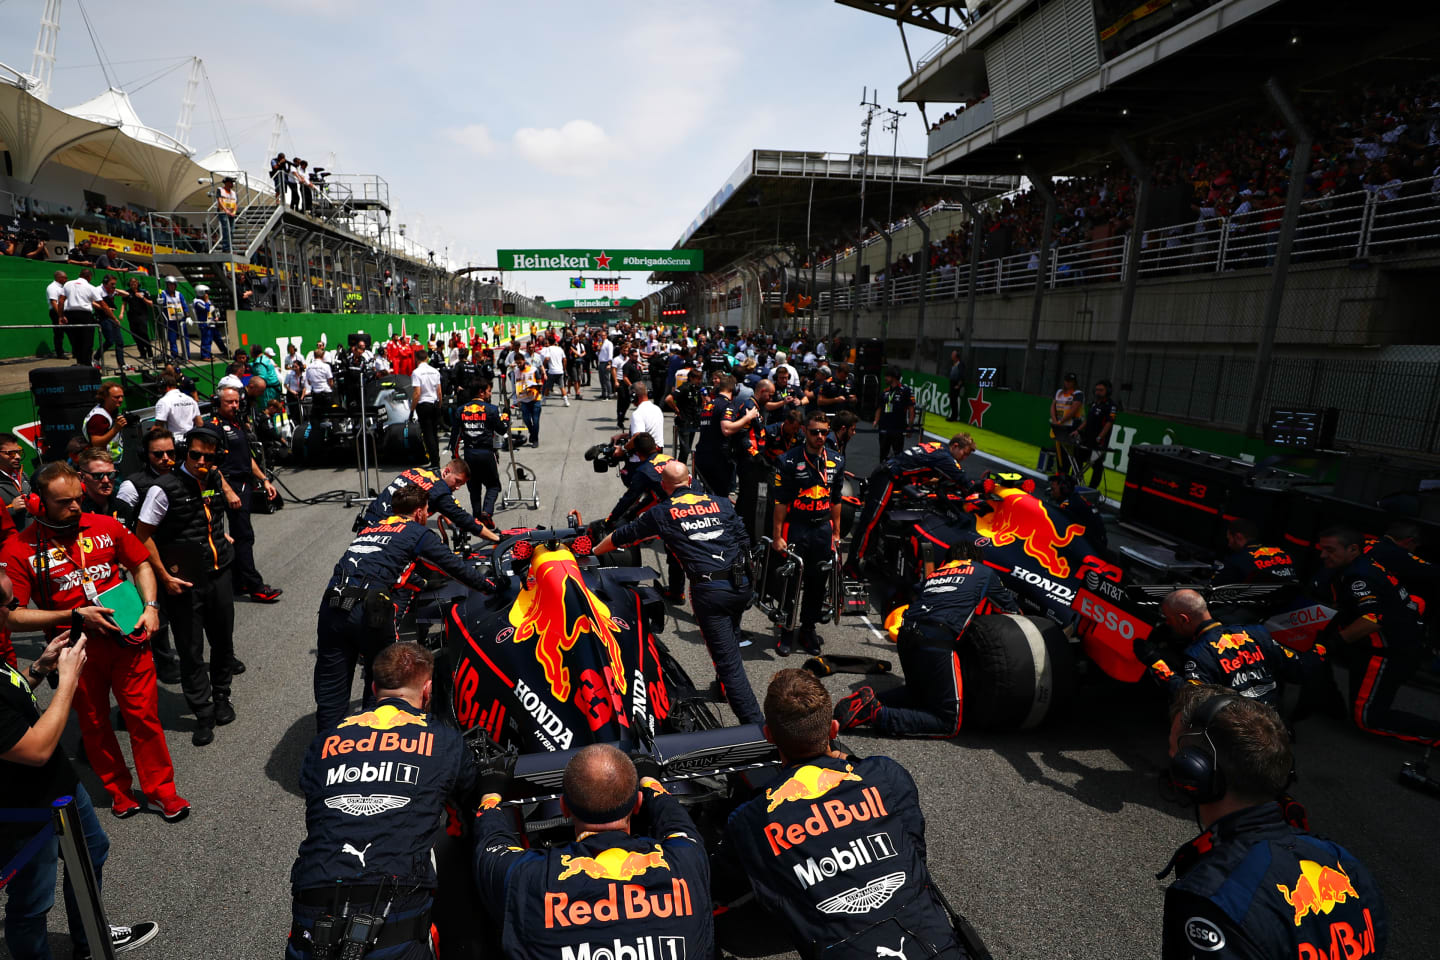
[1157,685,1387,959]
[472,743,713,960]
[834,543,1019,737]
[726,669,983,959]
[289,642,475,960]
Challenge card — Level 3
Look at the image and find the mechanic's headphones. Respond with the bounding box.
[25,492,42,517]
[183,425,228,456]
[1168,694,1241,804]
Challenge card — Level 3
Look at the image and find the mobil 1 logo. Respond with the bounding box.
[561,936,685,960]
[325,760,420,787]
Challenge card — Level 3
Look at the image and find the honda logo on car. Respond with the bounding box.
[793,832,897,887]
[514,678,574,751]
[1010,566,1074,603]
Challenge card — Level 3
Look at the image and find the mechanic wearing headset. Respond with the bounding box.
[315,484,495,731]
[727,669,980,960]
[133,426,237,747]
[1157,685,1387,959]
[834,543,1018,738]
[361,461,499,544]
[845,433,976,577]
[450,378,509,525]
[771,412,846,658]
[0,461,189,819]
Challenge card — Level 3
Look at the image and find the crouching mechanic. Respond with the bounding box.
[846,434,976,577]
[594,461,762,725]
[1158,685,1387,959]
[834,544,1018,737]
[289,642,475,960]
[360,461,499,545]
[473,743,713,960]
[600,433,686,600]
[1135,590,1307,708]
[315,485,496,731]
[727,669,981,959]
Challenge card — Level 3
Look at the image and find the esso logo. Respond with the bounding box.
[1078,594,1135,640]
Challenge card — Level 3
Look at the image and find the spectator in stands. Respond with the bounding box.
[294,160,314,214]
[153,373,204,442]
[60,267,110,366]
[270,153,293,206]
[216,176,238,253]
[66,238,95,266]
[122,277,156,362]
[45,269,68,359]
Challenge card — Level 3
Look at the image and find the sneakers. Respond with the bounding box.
[110,793,141,819]
[73,921,160,959]
[213,697,236,726]
[249,585,283,603]
[563,398,571,407]
[192,723,214,747]
[833,687,881,731]
[156,795,192,823]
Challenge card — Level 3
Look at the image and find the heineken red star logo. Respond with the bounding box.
[593,251,612,269]
[967,388,992,428]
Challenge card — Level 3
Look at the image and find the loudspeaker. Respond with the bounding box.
[30,366,103,462]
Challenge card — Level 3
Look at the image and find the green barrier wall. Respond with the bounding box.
[0,256,197,359]
[900,369,1320,488]
[234,311,565,355]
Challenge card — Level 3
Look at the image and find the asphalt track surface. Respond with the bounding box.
[9,388,1440,960]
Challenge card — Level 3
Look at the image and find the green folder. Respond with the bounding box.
[97,581,144,636]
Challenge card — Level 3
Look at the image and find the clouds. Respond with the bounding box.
[444,124,497,157]
[512,120,612,177]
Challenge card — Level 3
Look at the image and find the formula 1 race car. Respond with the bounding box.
[853,472,1339,723]
[399,522,790,958]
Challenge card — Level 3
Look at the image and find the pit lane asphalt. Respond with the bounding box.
[11,391,1439,960]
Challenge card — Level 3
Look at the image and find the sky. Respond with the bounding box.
[0,0,941,302]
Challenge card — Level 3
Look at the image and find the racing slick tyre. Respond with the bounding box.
[378,421,425,464]
[958,615,1075,732]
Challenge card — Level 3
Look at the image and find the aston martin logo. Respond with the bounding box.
[815,871,906,915]
[324,794,412,817]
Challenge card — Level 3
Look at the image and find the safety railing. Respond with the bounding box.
[813,177,1440,314]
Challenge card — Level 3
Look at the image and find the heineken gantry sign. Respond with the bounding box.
[497,249,704,272]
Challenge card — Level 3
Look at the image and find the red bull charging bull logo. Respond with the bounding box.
[973,487,1085,578]
[766,764,862,812]
[337,704,428,730]
[1276,860,1359,926]
[508,547,626,702]
[1209,631,1252,654]
[557,844,670,882]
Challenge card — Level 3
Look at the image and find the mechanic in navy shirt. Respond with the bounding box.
[727,669,977,959]
[873,366,915,460]
[847,434,976,576]
[450,378,509,522]
[836,543,1018,738]
[473,744,713,960]
[1158,685,1386,960]
[771,412,846,657]
[1211,518,1297,587]
[361,461,498,543]
[291,642,476,960]
[595,460,760,724]
[317,484,494,730]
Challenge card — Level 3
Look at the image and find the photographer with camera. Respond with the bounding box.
[271,153,297,207]
[665,367,705,464]
[473,743,713,960]
[291,642,475,960]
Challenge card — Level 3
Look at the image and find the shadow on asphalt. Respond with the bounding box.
[265,714,318,798]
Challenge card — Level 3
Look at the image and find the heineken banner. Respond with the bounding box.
[497,249,703,272]
[550,298,638,309]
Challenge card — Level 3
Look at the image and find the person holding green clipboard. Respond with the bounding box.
[0,462,191,821]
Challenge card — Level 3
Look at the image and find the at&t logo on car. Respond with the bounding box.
[561,936,686,960]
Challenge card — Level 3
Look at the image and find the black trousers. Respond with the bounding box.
[62,311,95,365]
[161,565,235,724]
[313,590,392,731]
[779,522,834,646]
[695,448,733,497]
[48,307,66,356]
[416,402,441,468]
[947,384,963,419]
[674,423,697,464]
[873,621,964,738]
[615,385,631,428]
[128,309,154,360]
[733,456,766,542]
[465,450,501,519]
[1343,641,1440,746]
[225,477,262,594]
[877,430,906,461]
[692,579,762,724]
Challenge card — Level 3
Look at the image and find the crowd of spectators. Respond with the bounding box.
[852,79,1440,284]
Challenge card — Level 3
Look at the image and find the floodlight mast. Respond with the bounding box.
[29,0,63,102]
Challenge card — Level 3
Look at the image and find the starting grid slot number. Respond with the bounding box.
[977,367,996,389]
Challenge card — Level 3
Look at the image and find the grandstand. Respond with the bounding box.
[648,1,1440,465]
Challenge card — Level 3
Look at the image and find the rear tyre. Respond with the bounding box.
[959,615,1075,731]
